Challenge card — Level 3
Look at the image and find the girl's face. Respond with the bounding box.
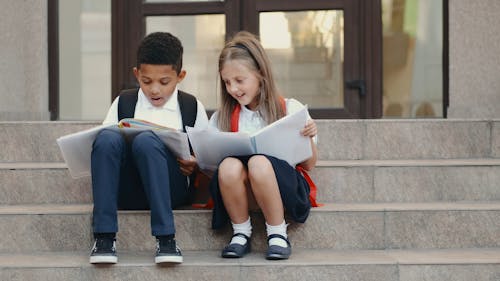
[220,60,261,111]
[134,64,186,107]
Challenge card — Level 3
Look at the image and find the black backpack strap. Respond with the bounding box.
[118,88,197,131]
[177,90,198,132]
[117,88,139,120]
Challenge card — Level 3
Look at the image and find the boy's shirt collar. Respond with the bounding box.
[137,87,178,111]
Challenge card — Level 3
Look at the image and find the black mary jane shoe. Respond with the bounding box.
[221,233,251,258]
[265,234,291,260]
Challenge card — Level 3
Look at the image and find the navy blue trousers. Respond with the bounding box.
[91,128,191,236]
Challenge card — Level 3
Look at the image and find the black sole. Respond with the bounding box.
[265,253,290,260]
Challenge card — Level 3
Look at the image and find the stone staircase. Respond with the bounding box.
[0,119,499,280]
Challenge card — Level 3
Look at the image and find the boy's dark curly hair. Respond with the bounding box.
[136,32,183,74]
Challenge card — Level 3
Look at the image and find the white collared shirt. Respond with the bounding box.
[103,87,208,130]
[209,98,311,134]
[209,98,315,140]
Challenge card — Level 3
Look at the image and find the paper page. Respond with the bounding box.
[186,127,254,171]
[57,125,191,179]
[252,106,312,166]
[152,130,191,160]
[56,124,113,178]
[117,127,190,160]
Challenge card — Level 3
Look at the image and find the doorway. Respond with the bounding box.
[112,0,382,118]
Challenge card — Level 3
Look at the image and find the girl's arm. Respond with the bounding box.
[298,119,318,171]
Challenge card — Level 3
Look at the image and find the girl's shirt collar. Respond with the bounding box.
[238,105,266,134]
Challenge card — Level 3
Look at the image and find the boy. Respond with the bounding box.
[89,32,208,264]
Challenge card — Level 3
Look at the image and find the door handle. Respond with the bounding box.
[346,80,366,97]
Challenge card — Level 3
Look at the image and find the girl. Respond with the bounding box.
[208,31,318,260]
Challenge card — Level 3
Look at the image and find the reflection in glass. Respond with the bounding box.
[382,0,443,118]
[146,15,225,110]
[260,10,344,109]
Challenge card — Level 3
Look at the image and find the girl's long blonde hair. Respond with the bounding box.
[217,31,285,131]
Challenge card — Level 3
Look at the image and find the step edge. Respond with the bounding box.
[0,248,499,268]
[2,202,500,215]
[3,158,500,170]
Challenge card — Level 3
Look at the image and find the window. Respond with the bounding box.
[382,0,445,117]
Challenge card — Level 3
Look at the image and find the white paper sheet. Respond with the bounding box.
[57,125,190,178]
[186,106,312,172]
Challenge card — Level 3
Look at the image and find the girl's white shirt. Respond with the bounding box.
[209,98,317,143]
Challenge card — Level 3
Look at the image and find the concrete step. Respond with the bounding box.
[1,202,499,253]
[2,159,500,205]
[317,119,500,160]
[1,120,499,162]
[313,159,500,202]
[0,248,499,281]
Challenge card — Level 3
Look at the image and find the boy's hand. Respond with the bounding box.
[178,156,197,176]
[300,119,317,138]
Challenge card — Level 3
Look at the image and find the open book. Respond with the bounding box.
[57,119,191,179]
[186,106,312,171]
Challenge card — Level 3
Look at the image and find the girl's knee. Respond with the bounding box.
[247,155,273,178]
[218,157,246,183]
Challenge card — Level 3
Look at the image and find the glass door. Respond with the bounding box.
[111,0,382,118]
[241,0,382,118]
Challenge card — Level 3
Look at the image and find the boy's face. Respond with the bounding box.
[133,64,186,107]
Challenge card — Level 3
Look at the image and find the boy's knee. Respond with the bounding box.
[93,129,125,151]
[131,131,163,155]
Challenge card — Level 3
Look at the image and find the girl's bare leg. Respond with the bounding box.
[247,155,284,225]
[218,157,250,224]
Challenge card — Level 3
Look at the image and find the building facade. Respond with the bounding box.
[0,0,499,121]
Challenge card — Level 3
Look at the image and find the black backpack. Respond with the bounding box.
[117,88,198,132]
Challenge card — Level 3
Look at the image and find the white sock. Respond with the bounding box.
[266,220,288,248]
[230,217,252,245]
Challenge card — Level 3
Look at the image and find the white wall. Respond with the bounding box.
[1,0,500,120]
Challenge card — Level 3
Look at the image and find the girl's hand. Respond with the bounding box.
[178,156,197,176]
[301,119,317,138]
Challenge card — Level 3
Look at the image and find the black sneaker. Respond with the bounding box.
[89,237,117,264]
[155,237,183,264]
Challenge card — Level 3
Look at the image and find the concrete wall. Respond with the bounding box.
[1,0,499,120]
[0,0,49,120]
[448,0,500,119]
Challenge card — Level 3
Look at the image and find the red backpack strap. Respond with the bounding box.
[296,166,322,207]
[230,104,241,132]
[279,96,286,114]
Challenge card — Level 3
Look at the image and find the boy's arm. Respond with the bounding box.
[178,156,197,176]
